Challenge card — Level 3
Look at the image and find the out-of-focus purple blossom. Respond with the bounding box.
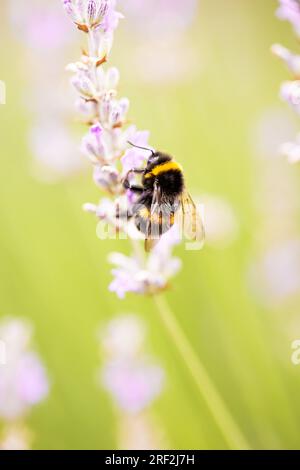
[99,315,146,358]
[102,358,164,413]
[280,134,300,162]
[276,0,300,36]
[109,226,182,298]
[17,354,49,405]
[272,44,300,76]
[0,319,49,421]
[280,80,300,113]
[273,3,300,164]
[8,0,84,182]
[9,0,72,50]
[98,315,165,415]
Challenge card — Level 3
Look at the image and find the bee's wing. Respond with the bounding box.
[144,181,162,252]
[179,190,205,246]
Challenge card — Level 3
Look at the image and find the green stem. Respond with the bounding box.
[154,294,250,450]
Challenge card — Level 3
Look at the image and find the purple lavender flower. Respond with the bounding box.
[109,226,182,298]
[272,44,300,76]
[62,0,122,33]
[99,315,165,414]
[273,2,300,164]
[9,0,72,50]
[82,123,106,162]
[280,134,300,162]
[121,129,151,174]
[102,358,164,413]
[276,0,300,35]
[100,315,146,358]
[0,319,49,421]
[280,80,300,113]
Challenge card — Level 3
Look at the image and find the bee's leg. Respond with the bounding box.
[124,183,144,193]
[123,168,144,191]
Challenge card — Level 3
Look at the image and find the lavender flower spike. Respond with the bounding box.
[63,0,122,33]
[0,318,49,421]
[276,0,300,35]
[273,1,300,163]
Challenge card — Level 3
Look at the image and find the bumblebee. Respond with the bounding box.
[123,143,205,251]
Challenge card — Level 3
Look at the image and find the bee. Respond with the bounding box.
[123,143,205,252]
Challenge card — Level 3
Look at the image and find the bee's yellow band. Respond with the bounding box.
[144,161,182,179]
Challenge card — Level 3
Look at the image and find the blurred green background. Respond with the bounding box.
[1,0,300,449]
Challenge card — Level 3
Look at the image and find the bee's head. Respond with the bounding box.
[147,151,172,167]
[127,141,172,170]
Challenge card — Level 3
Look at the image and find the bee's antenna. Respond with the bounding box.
[127,141,155,156]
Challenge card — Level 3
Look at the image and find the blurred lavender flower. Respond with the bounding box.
[276,0,300,36]
[280,133,300,163]
[102,358,164,413]
[0,318,49,421]
[100,314,146,358]
[98,314,166,449]
[272,44,300,76]
[98,315,164,414]
[109,226,182,298]
[8,0,84,181]
[273,1,300,163]
[8,0,72,50]
[280,81,300,114]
